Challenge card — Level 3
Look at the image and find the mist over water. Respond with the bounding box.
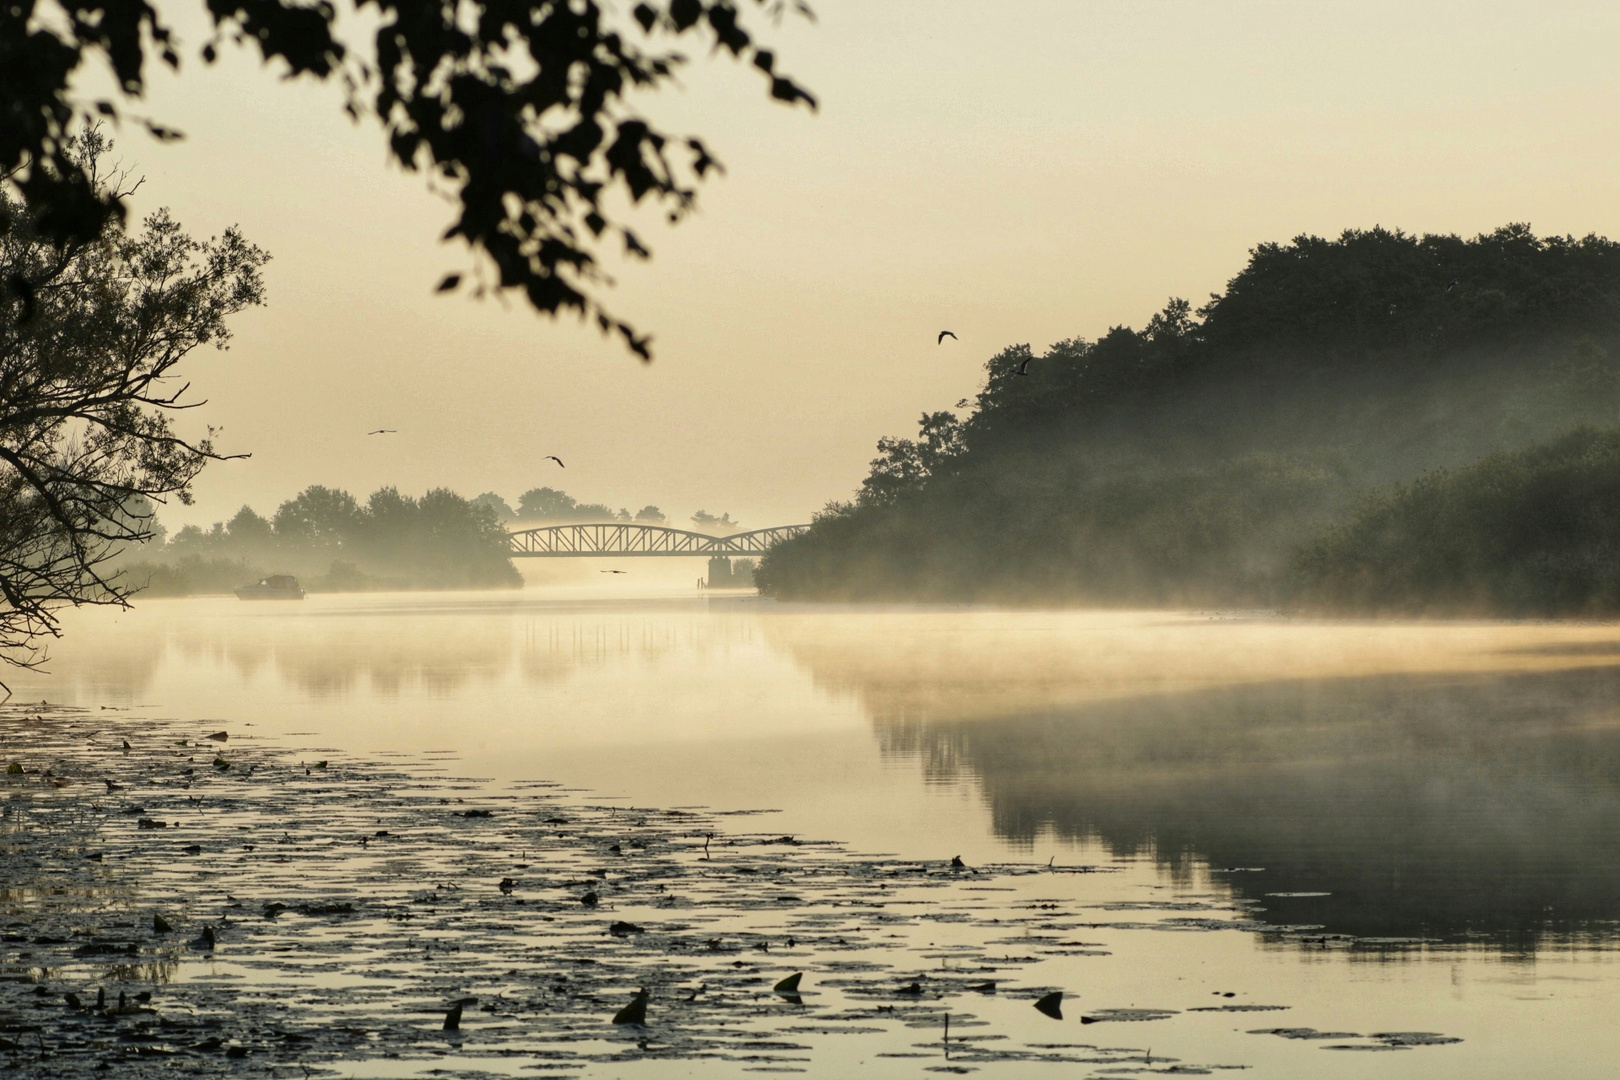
[13,590,1620,1075]
[20,592,1620,947]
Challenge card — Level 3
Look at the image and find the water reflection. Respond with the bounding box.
[24,597,1620,955]
[27,596,759,702]
[771,615,1620,952]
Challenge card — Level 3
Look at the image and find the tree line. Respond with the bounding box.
[126,486,521,594]
[758,225,1620,613]
[476,489,742,534]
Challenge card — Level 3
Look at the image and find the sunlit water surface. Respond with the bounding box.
[12,588,1620,1077]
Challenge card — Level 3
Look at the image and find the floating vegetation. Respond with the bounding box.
[0,704,1461,1077]
[1080,1008,1179,1023]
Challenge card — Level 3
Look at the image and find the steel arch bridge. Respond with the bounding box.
[506,523,810,558]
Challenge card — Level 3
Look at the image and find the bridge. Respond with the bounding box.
[506,523,811,558]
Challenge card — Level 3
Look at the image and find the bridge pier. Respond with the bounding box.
[702,556,757,589]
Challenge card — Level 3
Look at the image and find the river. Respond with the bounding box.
[7,588,1620,1077]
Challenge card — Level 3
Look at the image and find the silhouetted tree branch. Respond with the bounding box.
[0,132,267,670]
[0,0,815,359]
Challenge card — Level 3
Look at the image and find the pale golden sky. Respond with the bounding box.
[121,0,1620,530]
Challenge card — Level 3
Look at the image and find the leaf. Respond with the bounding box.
[669,0,701,30]
[770,77,817,110]
[612,989,649,1025]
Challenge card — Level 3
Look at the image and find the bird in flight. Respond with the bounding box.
[937,331,957,344]
[546,456,565,468]
[600,569,627,574]
[1446,279,1460,292]
[367,429,396,435]
[1017,357,1033,376]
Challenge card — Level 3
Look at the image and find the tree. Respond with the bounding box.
[272,485,361,550]
[634,505,667,524]
[471,492,516,522]
[0,135,266,672]
[857,411,963,508]
[691,509,739,534]
[516,486,578,521]
[225,505,274,544]
[2,0,815,359]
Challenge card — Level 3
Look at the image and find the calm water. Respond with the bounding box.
[12,588,1620,1076]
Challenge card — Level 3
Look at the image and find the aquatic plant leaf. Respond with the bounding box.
[613,989,649,1025]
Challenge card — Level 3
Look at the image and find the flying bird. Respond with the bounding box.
[937,331,957,344]
[600,570,627,575]
[545,455,565,468]
[1446,279,1460,292]
[1016,357,1033,376]
[367,429,396,435]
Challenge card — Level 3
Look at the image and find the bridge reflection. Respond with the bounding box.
[506,523,808,557]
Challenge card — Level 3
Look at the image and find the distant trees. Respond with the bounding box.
[758,224,1620,608]
[271,486,360,552]
[690,510,740,535]
[484,487,716,532]
[147,485,519,591]
[514,487,624,524]
[0,132,266,668]
[509,489,671,526]
[471,493,516,522]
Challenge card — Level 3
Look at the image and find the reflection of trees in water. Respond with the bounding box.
[20,603,767,702]
[517,614,755,685]
[164,620,511,698]
[778,620,1620,949]
[4,623,168,703]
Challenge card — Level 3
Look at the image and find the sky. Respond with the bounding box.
[109,0,1620,531]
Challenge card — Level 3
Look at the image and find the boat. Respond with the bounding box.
[234,574,306,601]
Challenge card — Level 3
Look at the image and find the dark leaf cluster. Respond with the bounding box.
[1,0,814,359]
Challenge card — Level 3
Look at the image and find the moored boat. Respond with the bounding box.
[234,574,306,600]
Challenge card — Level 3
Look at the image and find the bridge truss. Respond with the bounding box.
[506,523,811,558]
